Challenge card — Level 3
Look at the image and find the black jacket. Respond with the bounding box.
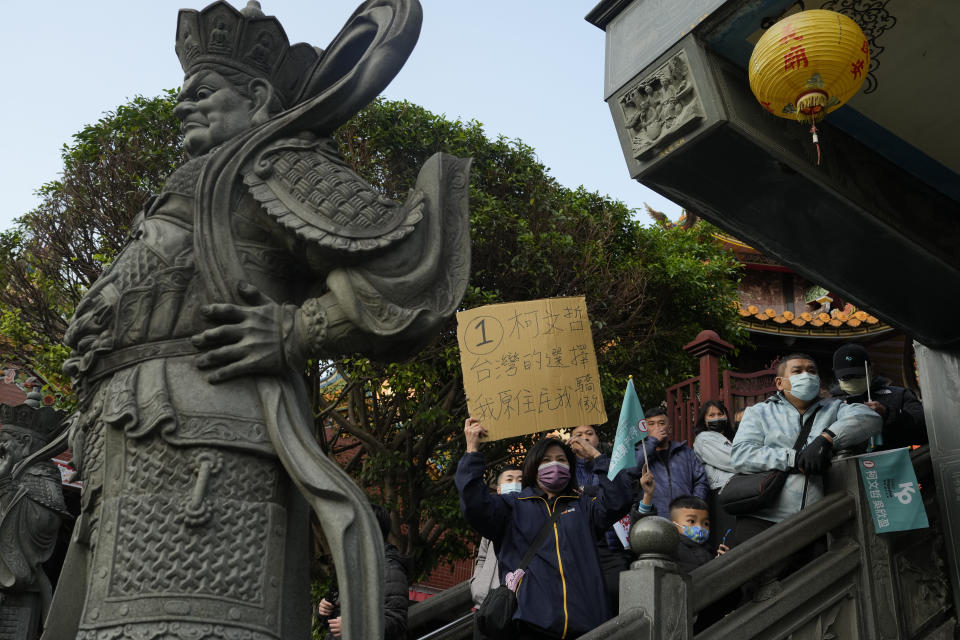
[833,377,927,450]
[384,544,411,639]
[675,535,714,574]
[319,544,410,639]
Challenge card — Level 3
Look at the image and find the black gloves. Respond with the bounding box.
[796,435,833,474]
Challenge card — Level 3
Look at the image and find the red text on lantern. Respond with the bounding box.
[850,59,864,78]
[784,46,809,71]
[779,29,803,45]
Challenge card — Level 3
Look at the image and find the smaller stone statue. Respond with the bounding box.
[0,394,68,640]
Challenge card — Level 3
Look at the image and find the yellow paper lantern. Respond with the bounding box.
[749,10,869,125]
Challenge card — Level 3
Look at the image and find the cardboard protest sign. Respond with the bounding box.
[457,297,607,441]
[857,447,929,534]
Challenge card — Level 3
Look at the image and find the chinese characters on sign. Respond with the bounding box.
[457,297,607,441]
[857,448,929,534]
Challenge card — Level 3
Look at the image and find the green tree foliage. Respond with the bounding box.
[0,91,183,394]
[0,94,744,578]
[322,99,745,576]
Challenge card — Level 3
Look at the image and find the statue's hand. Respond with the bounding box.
[192,282,297,384]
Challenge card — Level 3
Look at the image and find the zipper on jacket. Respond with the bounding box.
[540,496,570,639]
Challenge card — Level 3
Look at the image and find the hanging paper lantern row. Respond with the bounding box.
[748,9,870,163]
[749,10,869,122]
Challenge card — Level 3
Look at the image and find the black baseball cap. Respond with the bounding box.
[833,343,870,379]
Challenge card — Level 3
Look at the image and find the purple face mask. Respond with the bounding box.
[538,460,571,492]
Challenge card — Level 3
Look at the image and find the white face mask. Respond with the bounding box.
[787,372,820,402]
[499,482,522,494]
[838,377,869,395]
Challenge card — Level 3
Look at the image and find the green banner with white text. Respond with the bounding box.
[856,448,928,534]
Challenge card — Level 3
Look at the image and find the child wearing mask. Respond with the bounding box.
[633,480,734,633]
[667,496,726,573]
[457,418,637,639]
[632,468,728,573]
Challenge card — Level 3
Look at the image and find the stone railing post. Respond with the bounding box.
[619,516,693,639]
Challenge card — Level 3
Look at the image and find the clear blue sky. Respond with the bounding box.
[1,1,682,230]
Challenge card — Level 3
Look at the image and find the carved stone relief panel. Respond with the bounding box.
[866,529,901,640]
[895,534,950,636]
[617,49,704,160]
[785,593,857,640]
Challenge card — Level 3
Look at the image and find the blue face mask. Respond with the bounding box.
[787,372,820,402]
[675,524,709,545]
[499,482,522,494]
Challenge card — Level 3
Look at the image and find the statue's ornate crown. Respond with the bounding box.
[0,403,66,444]
[175,1,321,108]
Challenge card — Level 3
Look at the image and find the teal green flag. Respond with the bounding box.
[857,447,928,534]
[609,378,645,548]
[608,378,645,480]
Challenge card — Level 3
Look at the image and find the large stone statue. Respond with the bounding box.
[43,1,470,639]
[0,399,68,640]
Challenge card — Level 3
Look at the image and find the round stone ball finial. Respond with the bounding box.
[630,516,679,558]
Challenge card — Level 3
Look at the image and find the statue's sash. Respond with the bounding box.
[193,3,424,639]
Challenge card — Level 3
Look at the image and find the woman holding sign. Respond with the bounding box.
[456,418,636,639]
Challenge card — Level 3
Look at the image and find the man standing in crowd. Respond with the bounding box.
[570,424,609,489]
[635,407,709,519]
[569,425,630,613]
[831,343,927,450]
[731,353,880,549]
[470,465,523,609]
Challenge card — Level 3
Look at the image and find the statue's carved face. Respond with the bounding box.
[175,70,256,157]
[0,431,33,476]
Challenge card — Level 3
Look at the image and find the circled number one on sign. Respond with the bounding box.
[475,319,494,347]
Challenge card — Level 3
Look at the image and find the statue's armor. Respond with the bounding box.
[64,155,311,640]
[0,462,65,640]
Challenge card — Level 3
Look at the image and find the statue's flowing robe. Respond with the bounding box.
[47,138,469,640]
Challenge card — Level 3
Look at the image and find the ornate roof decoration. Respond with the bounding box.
[712,231,759,254]
[737,304,892,338]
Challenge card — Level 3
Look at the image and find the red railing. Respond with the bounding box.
[722,369,777,418]
[666,377,700,445]
[665,330,776,444]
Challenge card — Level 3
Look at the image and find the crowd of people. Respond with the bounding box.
[313,343,926,639]
[457,344,926,639]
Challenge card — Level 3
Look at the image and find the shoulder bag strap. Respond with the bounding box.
[793,403,822,452]
[795,403,823,508]
[516,500,565,573]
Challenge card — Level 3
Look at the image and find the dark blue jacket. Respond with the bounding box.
[575,453,609,489]
[456,452,634,638]
[634,438,709,519]
[575,454,625,552]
